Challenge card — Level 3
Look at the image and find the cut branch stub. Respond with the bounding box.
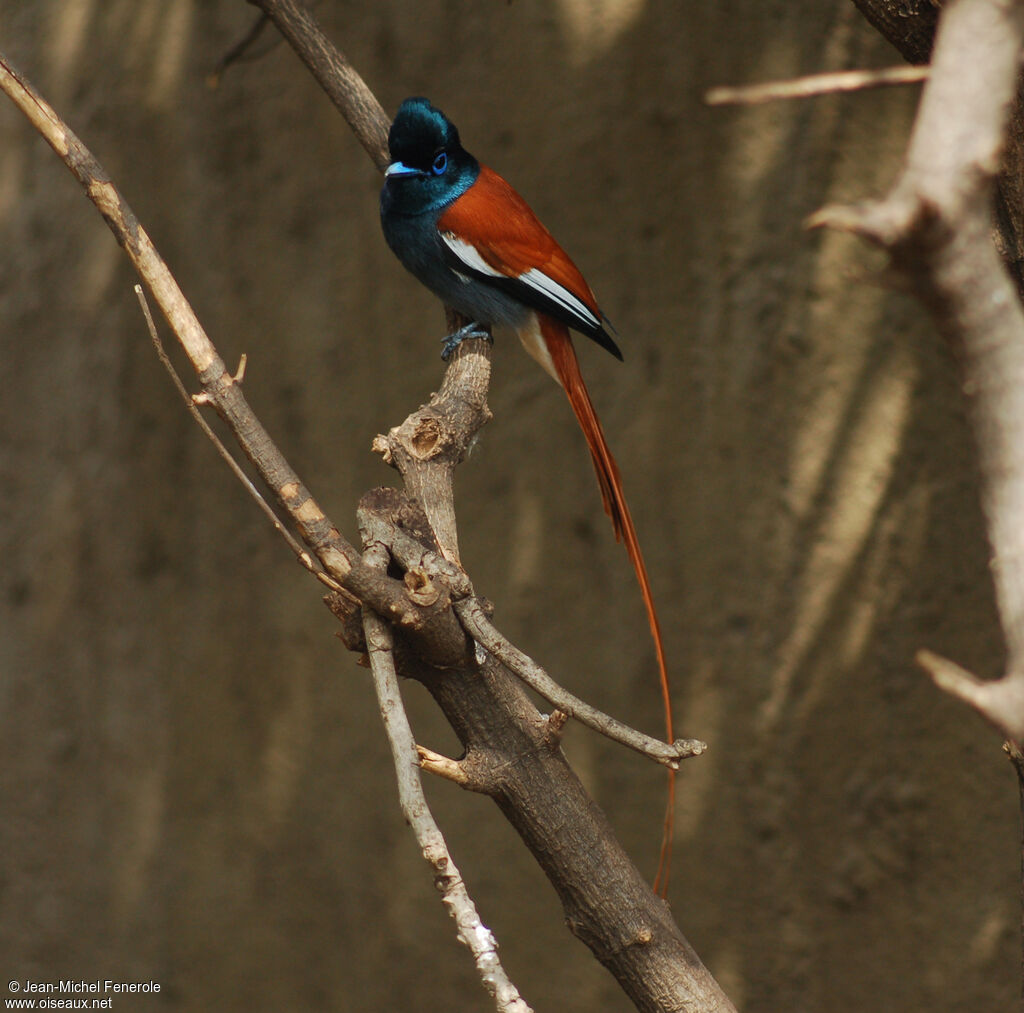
[373,318,492,563]
[411,415,445,458]
[356,489,471,670]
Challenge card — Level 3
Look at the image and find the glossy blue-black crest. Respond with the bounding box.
[382,98,479,218]
[388,97,463,170]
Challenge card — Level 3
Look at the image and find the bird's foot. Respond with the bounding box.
[441,321,491,360]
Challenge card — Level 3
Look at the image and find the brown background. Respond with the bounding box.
[0,1,1016,1010]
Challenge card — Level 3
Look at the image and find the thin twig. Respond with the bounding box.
[706,65,929,106]
[361,546,533,1013]
[358,506,705,767]
[207,11,273,88]
[249,0,391,170]
[134,285,348,596]
[456,597,706,769]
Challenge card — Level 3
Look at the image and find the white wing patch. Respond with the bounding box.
[516,267,600,330]
[440,231,600,331]
[441,233,504,278]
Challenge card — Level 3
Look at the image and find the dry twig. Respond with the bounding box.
[361,546,532,1013]
[0,49,432,633]
[134,285,347,595]
[706,65,929,106]
[455,597,707,767]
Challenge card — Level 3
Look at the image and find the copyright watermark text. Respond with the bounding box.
[6,981,161,1009]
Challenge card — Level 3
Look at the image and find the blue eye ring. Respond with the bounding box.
[431,151,448,175]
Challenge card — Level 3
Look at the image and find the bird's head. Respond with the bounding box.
[382,97,479,215]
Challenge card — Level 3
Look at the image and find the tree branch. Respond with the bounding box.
[0,49,447,640]
[357,399,732,1010]
[371,308,494,564]
[706,65,929,106]
[134,284,350,596]
[456,597,707,766]
[248,0,391,170]
[358,499,706,768]
[812,0,1024,739]
[361,545,533,1013]
[0,13,735,1011]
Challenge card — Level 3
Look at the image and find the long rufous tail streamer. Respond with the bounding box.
[539,315,675,896]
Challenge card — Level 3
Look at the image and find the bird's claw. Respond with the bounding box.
[441,321,491,360]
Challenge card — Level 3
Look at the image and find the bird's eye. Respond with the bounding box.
[431,152,448,175]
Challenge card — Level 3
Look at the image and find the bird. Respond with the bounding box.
[380,96,674,893]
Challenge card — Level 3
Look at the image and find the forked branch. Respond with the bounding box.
[358,502,706,768]
[0,12,733,1010]
[811,0,1024,738]
[361,545,532,1013]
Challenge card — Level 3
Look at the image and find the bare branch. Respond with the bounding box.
[813,0,1024,741]
[134,285,348,596]
[0,48,431,632]
[455,597,707,769]
[372,310,494,564]
[361,547,533,1013]
[706,65,929,106]
[248,0,391,170]
[357,502,704,768]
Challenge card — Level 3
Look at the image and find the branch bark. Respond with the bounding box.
[354,483,733,1012]
[850,0,1024,294]
[361,544,532,1013]
[813,0,1024,734]
[371,308,494,564]
[358,504,706,768]
[1,11,736,1013]
[357,381,726,1009]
